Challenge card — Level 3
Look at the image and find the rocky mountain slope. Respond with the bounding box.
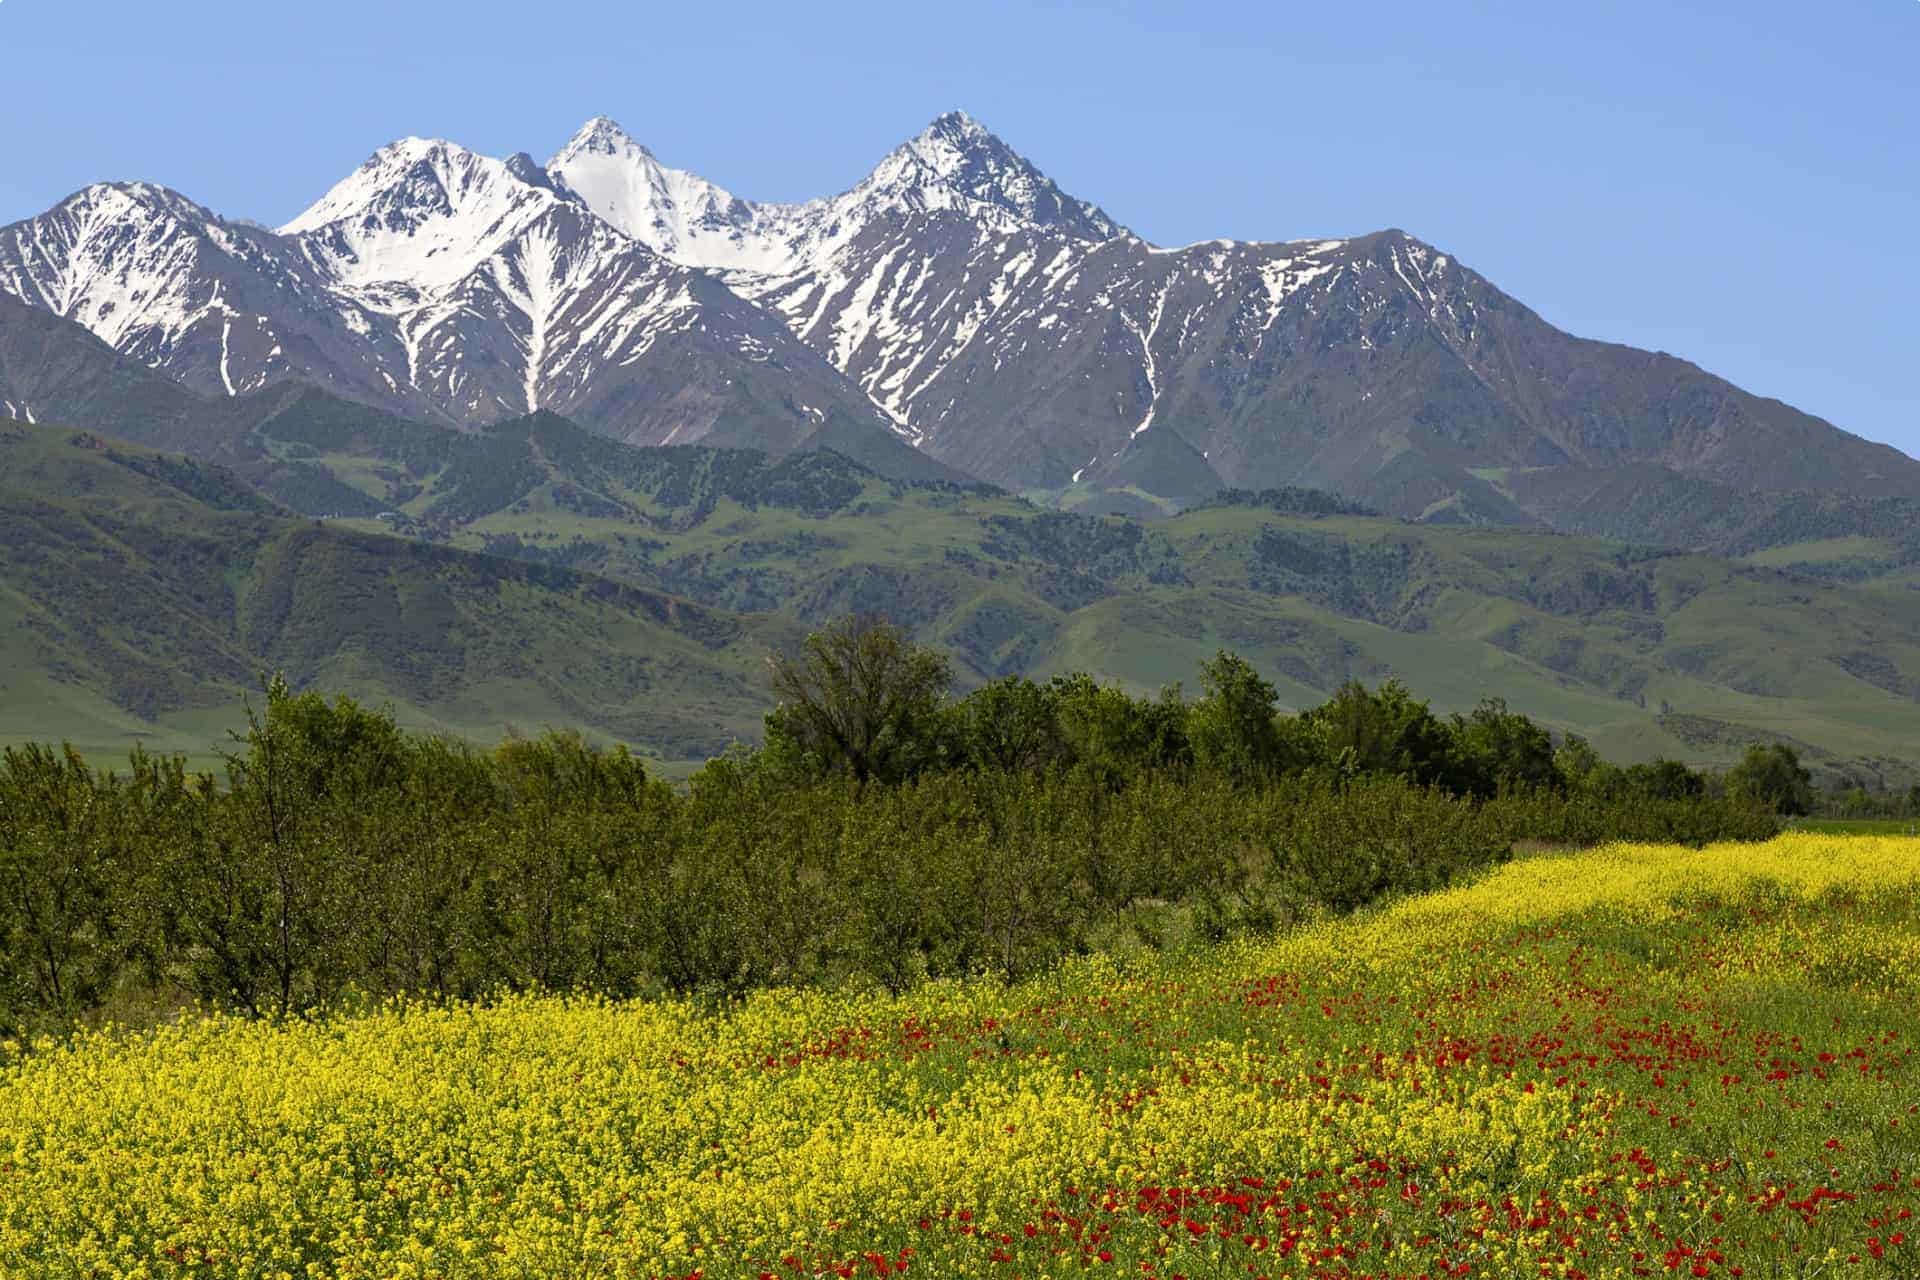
[0,291,200,431]
[4,111,1915,530]
[0,145,897,454]
[0,296,967,488]
[554,113,1920,516]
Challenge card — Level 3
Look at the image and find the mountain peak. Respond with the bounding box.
[52,180,216,224]
[280,136,517,238]
[554,115,653,164]
[860,110,1124,242]
[277,136,565,294]
[887,109,1013,176]
[921,108,988,140]
[360,135,484,174]
[545,119,761,269]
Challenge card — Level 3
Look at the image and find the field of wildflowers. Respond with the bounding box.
[1,833,1915,1279]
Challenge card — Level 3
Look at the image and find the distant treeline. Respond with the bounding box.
[1812,781,1920,821]
[0,616,1789,1034]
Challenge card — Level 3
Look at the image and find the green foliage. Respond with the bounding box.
[0,744,133,1024]
[1622,759,1708,802]
[1482,783,1779,847]
[764,614,953,784]
[1194,487,1380,518]
[1048,674,1192,782]
[1187,651,1289,782]
[1554,734,1606,790]
[0,627,1786,1035]
[1300,679,1456,787]
[945,676,1068,774]
[1726,743,1815,816]
[1448,698,1559,799]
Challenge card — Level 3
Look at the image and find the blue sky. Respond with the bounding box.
[2,0,1914,455]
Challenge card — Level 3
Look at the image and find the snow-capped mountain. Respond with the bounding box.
[548,113,1918,509]
[548,111,1122,279]
[0,138,894,452]
[274,135,882,443]
[4,110,1916,518]
[0,181,415,412]
[547,112,1141,439]
[543,119,775,274]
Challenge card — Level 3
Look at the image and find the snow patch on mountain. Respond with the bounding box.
[284,138,557,296]
[0,112,1430,481]
[0,182,341,406]
[550,111,1125,283]
[546,119,782,275]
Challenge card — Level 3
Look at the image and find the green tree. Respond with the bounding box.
[0,746,127,1030]
[1726,744,1814,816]
[764,615,952,785]
[1553,733,1609,792]
[1301,679,1455,787]
[1449,698,1559,798]
[342,734,496,1000]
[1187,651,1288,782]
[950,676,1066,774]
[1050,675,1191,781]
[1621,759,1706,801]
[167,676,407,1016]
[482,731,667,993]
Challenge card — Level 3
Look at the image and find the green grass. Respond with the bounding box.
[1744,535,1899,566]
[1789,817,1920,835]
[10,414,1920,783]
[0,424,784,771]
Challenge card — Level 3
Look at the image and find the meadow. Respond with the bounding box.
[2,833,1914,1279]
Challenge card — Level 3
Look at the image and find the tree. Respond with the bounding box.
[950,676,1066,774]
[1450,698,1558,798]
[166,676,407,1016]
[1049,674,1191,782]
[1726,744,1814,816]
[1188,651,1288,782]
[1621,759,1705,801]
[1301,679,1455,788]
[0,746,125,1030]
[764,615,951,785]
[486,731,664,992]
[1554,733,1607,791]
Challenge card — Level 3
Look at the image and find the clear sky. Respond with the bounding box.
[2,0,1914,456]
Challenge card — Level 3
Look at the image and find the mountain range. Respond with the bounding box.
[6,110,1920,779]
[6,111,1915,530]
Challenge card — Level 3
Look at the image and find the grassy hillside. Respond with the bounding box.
[236,411,1920,784]
[1485,461,1920,582]
[0,421,787,769]
[7,411,1920,782]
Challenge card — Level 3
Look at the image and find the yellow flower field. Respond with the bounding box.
[3,835,1917,1278]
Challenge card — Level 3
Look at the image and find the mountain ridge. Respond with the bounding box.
[0,297,976,496]
[0,150,904,454]
[3,111,1915,536]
